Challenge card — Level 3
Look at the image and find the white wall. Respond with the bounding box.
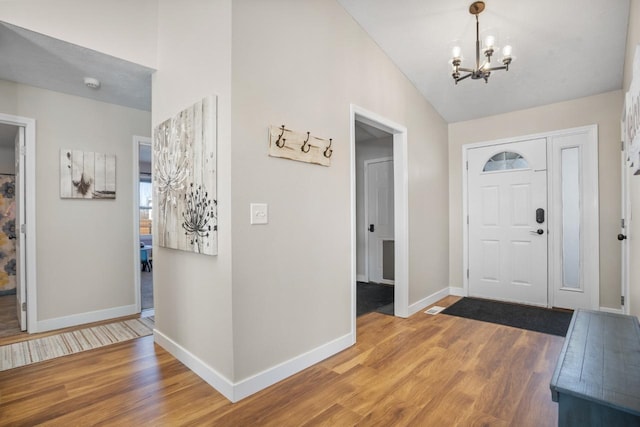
[0,146,15,174]
[449,90,624,309]
[0,0,158,68]
[152,0,234,381]
[231,0,449,382]
[0,79,150,323]
[355,137,393,280]
[623,0,640,317]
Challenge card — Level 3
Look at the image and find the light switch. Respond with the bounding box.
[250,203,268,225]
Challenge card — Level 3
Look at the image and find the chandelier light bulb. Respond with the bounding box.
[484,35,495,49]
[502,44,512,57]
[452,46,462,59]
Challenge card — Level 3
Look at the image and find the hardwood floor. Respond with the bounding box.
[0,293,21,338]
[0,296,564,426]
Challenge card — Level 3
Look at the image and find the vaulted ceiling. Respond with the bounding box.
[338,0,630,122]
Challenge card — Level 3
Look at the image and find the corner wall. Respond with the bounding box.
[231,0,449,383]
[449,90,624,310]
[152,0,234,384]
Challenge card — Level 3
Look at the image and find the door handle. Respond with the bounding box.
[618,234,627,241]
[369,224,375,232]
[530,229,544,235]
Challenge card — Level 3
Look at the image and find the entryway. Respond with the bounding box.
[0,113,36,335]
[351,105,409,327]
[464,125,600,311]
[134,136,154,313]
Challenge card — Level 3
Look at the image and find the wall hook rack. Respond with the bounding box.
[274,125,286,148]
[301,132,311,153]
[323,139,333,158]
[268,125,333,167]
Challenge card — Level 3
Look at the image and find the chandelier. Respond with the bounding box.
[450,1,513,84]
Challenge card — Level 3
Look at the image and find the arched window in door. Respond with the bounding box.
[483,151,529,172]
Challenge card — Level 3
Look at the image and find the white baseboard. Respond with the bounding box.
[154,328,354,403]
[356,274,366,282]
[449,286,466,297]
[407,287,450,316]
[154,329,235,401]
[599,306,623,314]
[36,304,138,333]
[233,332,353,401]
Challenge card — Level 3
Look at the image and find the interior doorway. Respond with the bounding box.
[0,113,36,335]
[350,105,409,336]
[134,136,153,313]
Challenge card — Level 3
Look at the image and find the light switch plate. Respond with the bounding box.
[250,203,268,225]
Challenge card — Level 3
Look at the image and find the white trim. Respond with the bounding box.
[599,306,624,314]
[407,287,451,316]
[133,136,152,313]
[154,328,353,403]
[350,104,409,325]
[356,274,366,282]
[363,156,393,285]
[0,113,37,333]
[449,286,466,297]
[37,304,138,332]
[462,125,599,310]
[233,332,353,402]
[154,329,235,401]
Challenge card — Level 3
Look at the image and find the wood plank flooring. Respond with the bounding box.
[0,296,564,426]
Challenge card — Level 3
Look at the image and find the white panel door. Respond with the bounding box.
[14,127,26,330]
[366,159,394,284]
[468,139,547,306]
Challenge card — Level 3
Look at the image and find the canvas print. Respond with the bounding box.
[0,175,16,294]
[60,149,116,199]
[153,95,217,256]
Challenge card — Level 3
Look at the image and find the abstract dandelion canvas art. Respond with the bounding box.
[60,150,116,199]
[153,95,217,256]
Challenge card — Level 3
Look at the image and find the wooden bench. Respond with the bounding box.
[550,309,640,426]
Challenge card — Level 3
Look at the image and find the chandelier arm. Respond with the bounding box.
[457,67,475,73]
[484,65,508,72]
[455,73,473,83]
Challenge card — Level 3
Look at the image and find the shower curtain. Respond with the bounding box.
[0,175,16,294]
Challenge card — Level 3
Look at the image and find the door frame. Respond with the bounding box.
[0,113,37,333]
[132,135,152,313]
[621,116,631,315]
[363,157,394,285]
[462,125,599,309]
[350,104,409,334]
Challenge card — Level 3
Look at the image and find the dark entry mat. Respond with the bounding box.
[442,297,573,336]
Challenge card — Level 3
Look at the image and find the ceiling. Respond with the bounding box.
[338,0,630,123]
[0,1,631,130]
[0,21,153,112]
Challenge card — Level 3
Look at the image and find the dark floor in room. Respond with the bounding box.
[141,270,154,310]
[357,281,394,317]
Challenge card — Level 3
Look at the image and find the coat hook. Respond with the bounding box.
[301,131,311,153]
[323,138,333,158]
[275,125,286,148]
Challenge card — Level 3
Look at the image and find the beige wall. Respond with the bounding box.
[231,0,449,381]
[152,0,234,380]
[449,90,624,309]
[623,0,640,317]
[0,0,158,68]
[0,79,150,321]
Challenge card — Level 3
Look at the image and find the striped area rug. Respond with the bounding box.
[0,317,154,371]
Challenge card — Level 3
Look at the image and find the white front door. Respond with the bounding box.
[366,158,394,284]
[14,126,26,330]
[468,139,548,306]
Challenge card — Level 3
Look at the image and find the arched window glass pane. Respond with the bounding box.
[483,151,529,171]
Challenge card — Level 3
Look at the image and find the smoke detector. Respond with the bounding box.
[84,77,101,89]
